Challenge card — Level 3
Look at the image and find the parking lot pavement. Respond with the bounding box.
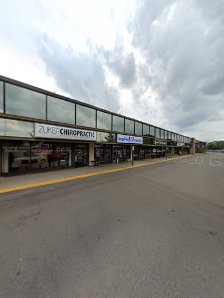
[0,152,224,298]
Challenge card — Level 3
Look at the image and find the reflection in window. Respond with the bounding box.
[161,129,165,139]
[125,119,134,134]
[97,111,111,130]
[0,118,34,137]
[164,130,167,139]
[155,128,160,138]
[135,122,142,135]
[76,105,96,128]
[143,124,150,136]
[5,141,31,175]
[0,81,3,113]
[113,115,124,132]
[0,118,4,135]
[96,132,115,143]
[5,84,46,119]
[47,96,75,124]
[150,126,155,137]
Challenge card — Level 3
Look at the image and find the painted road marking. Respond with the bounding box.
[0,156,189,194]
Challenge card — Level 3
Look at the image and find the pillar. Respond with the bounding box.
[89,143,95,165]
[190,137,195,155]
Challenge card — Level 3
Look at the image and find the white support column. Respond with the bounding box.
[89,143,95,166]
[69,145,72,166]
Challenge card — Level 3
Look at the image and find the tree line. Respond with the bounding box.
[207,141,224,150]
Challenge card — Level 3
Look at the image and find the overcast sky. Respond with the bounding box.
[0,0,223,141]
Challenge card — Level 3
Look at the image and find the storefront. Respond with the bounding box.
[0,75,195,176]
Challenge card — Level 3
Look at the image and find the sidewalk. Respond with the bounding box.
[0,156,185,193]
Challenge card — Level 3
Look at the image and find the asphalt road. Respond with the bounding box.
[0,153,224,298]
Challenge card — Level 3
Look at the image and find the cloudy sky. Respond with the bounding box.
[0,0,223,141]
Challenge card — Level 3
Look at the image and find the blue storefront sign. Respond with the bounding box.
[117,134,143,144]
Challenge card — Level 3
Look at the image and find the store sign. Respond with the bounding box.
[155,139,167,145]
[117,134,143,144]
[177,142,185,147]
[35,123,96,141]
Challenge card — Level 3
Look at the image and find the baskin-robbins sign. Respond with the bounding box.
[117,134,143,144]
[35,123,96,141]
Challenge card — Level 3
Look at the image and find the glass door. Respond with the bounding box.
[74,144,88,168]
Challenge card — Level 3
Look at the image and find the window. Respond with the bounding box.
[112,115,124,132]
[143,124,150,136]
[164,130,167,139]
[0,118,4,135]
[161,129,165,139]
[125,119,134,134]
[0,81,3,113]
[155,127,160,138]
[0,118,34,137]
[47,96,75,124]
[76,104,96,128]
[5,84,46,119]
[96,132,115,142]
[97,111,111,130]
[150,126,155,137]
[135,122,142,135]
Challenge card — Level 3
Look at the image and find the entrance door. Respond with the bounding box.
[74,144,88,168]
[139,147,145,160]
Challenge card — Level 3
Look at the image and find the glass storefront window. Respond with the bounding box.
[0,118,34,138]
[31,143,71,170]
[125,119,134,134]
[5,84,46,119]
[164,130,167,139]
[112,145,131,162]
[4,141,31,175]
[150,126,155,137]
[95,144,112,163]
[161,129,165,139]
[155,127,160,138]
[97,111,111,130]
[97,132,116,143]
[0,118,4,135]
[135,121,142,135]
[76,104,96,128]
[0,81,3,113]
[143,124,150,136]
[47,96,75,124]
[113,115,124,132]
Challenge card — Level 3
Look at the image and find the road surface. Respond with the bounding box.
[0,153,224,298]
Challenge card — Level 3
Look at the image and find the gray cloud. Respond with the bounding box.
[131,0,224,137]
[38,35,120,112]
[104,48,137,88]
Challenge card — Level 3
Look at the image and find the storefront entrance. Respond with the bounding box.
[2,141,89,176]
[73,144,89,168]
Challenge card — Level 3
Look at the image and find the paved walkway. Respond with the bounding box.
[0,155,187,193]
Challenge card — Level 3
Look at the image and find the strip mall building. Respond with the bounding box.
[0,75,197,176]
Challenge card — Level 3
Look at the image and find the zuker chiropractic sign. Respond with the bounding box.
[35,123,96,141]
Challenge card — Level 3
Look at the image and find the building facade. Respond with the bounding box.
[0,75,194,176]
